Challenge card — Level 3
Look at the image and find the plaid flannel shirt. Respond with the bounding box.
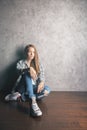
[17,59,45,84]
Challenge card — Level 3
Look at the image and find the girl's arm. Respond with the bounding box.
[16,60,29,74]
[30,66,37,80]
[37,64,45,93]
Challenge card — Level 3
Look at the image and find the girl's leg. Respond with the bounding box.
[36,85,51,100]
[24,73,36,99]
[24,73,42,117]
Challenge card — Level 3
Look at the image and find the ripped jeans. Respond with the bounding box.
[15,72,51,101]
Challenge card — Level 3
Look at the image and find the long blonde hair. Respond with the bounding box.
[24,44,40,75]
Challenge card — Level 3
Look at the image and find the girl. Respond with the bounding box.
[13,44,51,117]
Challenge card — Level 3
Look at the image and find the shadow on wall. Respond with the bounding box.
[1,46,25,94]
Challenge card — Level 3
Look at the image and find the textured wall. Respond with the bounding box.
[0,0,87,91]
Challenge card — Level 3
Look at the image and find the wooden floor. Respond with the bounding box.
[0,91,87,130]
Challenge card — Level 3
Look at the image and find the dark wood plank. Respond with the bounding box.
[0,91,87,130]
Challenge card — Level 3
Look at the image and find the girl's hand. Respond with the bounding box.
[37,82,44,93]
[30,67,37,80]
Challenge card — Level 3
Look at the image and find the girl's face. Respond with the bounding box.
[27,47,35,61]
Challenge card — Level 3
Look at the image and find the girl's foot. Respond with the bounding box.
[30,102,42,117]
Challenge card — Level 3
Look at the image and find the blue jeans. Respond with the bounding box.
[16,72,51,101]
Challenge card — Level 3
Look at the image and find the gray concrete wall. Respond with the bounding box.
[0,0,87,91]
